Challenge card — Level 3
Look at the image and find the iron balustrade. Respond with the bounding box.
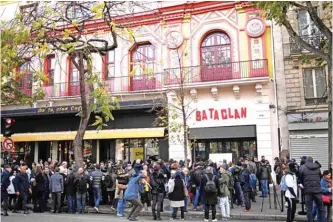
[42,60,268,98]
[164,59,268,85]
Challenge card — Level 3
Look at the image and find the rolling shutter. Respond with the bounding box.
[290,134,328,170]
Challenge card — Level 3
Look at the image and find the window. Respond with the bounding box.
[45,55,55,86]
[105,50,115,78]
[18,61,33,89]
[201,32,231,67]
[69,59,79,85]
[20,3,38,25]
[303,68,327,105]
[298,9,319,36]
[131,44,155,78]
[66,2,95,20]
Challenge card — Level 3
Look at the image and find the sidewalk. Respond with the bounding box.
[84,195,307,221]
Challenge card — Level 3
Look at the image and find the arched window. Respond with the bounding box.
[201,32,231,66]
[131,44,155,77]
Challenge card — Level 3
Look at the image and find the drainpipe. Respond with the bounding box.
[270,21,281,157]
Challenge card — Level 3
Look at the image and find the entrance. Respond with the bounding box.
[193,139,257,163]
[38,141,51,163]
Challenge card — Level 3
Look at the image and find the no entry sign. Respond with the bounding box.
[2,138,14,151]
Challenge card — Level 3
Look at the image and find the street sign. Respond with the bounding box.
[2,138,14,151]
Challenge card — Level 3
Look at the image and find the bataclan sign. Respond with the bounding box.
[196,107,247,121]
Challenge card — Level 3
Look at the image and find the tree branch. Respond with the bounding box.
[282,13,328,60]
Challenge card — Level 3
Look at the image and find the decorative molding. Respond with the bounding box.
[255,83,263,95]
[211,87,219,100]
[33,102,37,108]
[190,88,198,102]
[233,85,240,100]
[48,101,54,107]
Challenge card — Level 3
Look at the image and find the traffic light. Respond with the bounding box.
[4,118,15,137]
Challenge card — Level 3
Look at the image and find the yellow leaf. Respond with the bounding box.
[129,67,137,77]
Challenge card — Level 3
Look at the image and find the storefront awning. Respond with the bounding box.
[1,128,165,142]
[189,125,256,139]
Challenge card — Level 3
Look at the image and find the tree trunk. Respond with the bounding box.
[72,52,93,168]
[182,105,188,164]
[327,59,332,171]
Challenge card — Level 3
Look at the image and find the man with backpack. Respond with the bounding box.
[200,166,219,222]
[218,166,230,220]
[75,167,88,214]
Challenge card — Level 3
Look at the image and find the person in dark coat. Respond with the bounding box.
[43,166,52,208]
[34,166,45,212]
[299,157,325,222]
[13,164,31,214]
[1,165,12,216]
[190,162,205,210]
[65,168,76,213]
[200,166,219,221]
[240,164,252,211]
[150,164,165,220]
[258,160,271,198]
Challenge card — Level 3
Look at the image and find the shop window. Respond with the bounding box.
[210,142,223,153]
[303,68,327,105]
[1,142,34,166]
[201,32,231,67]
[116,138,159,162]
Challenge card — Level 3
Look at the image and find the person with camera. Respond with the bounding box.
[299,156,325,222]
[284,162,298,222]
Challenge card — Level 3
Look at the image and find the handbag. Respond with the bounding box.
[322,195,331,204]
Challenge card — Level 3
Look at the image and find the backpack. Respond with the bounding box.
[103,174,113,188]
[249,173,257,189]
[204,175,217,193]
[78,176,87,192]
[280,175,288,191]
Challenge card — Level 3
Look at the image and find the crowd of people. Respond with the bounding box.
[1,155,332,222]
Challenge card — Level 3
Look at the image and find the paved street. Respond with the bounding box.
[1,213,282,222]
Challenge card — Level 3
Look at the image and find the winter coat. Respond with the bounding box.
[168,176,185,202]
[91,170,104,189]
[123,174,143,201]
[13,173,30,193]
[50,173,64,193]
[218,173,230,197]
[74,174,89,194]
[240,168,251,192]
[43,172,52,193]
[1,170,11,191]
[199,173,219,205]
[190,166,204,187]
[321,177,332,194]
[299,160,322,194]
[258,164,271,180]
[65,173,76,195]
[35,173,45,192]
[150,172,165,194]
[248,161,257,175]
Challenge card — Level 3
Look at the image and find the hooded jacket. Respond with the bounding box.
[123,173,143,200]
[240,168,251,192]
[299,160,321,194]
[190,165,204,186]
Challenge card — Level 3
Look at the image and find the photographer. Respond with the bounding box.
[285,162,298,222]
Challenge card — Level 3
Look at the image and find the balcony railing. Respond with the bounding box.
[164,59,268,85]
[43,82,91,98]
[42,60,268,99]
[18,87,32,97]
[289,34,323,55]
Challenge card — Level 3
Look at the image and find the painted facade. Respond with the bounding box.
[1,2,278,165]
